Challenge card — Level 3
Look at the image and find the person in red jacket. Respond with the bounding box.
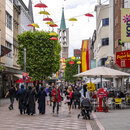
[51,85,61,114]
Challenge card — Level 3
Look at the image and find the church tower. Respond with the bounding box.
[58,8,69,58]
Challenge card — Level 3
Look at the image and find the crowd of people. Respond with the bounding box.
[5,82,91,115]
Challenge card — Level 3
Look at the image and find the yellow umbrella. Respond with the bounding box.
[71,56,76,60]
[45,22,55,25]
[69,18,77,21]
[31,23,39,28]
[49,32,57,36]
[77,61,81,64]
[39,11,50,15]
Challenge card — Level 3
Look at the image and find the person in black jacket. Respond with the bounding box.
[73,86,81,109]
[5,85,17,110]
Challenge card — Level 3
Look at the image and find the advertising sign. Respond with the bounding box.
[81,40,89,72]
[115,50,130,68]
[121,8,130,42]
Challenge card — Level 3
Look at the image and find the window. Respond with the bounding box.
[102,18,109,26]
[6,12,12,30]
[98,58,107,66]
[102,38,109,46]
[63,47,67,52]
[6,41,12,57]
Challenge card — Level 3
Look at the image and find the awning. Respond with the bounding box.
[14,74,23,78]
[0,45,11,57]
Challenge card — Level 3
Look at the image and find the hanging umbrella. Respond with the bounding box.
[85,13,94,17]
[28,24,34,27]
[50,37,58,40]
[15,79,24,83]
[69,61,74,65]
[43,17,53,21]
[39,11,50,15]
[49,24,58,27]
[69,18,77,21]
[71,56,75,60]
[34,3,47,8]
[49,32,57,36]
[31,23,39,28]
[45,22,55,25]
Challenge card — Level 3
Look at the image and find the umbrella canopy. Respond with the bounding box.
[74,67,130,77]
[45,22,55,25]
[28,24,34,27]
[50,37,58,40]
[49,32,57,36]
[31,23,39,28]
[34,3,47,8]
[43,17,53,21]
[39,11,50,15]
[49,24,58,27]
[69,18,77,21]
[85,13,94,17]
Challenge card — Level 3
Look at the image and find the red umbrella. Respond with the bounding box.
[50,37,58,40]
[43,17,53,21]
[34,3,47,8]
[15,79,24,83]
[28,24,34,27]
[85,13,94,17]
[49,24,58,27]
[69,61,74,65]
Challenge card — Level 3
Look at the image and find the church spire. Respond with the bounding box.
[28,0,34,22]
[60,7,66,30]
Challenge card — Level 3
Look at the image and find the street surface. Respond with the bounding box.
[0,99,130,130]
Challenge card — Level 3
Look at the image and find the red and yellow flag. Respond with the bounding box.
[81,40,89,72]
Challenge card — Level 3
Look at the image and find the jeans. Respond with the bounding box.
[53,102,59,113]
[9,97,14,109]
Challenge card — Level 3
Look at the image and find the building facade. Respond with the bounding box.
[74,49,81,59]
[94,3,114,67]
[58,8,69,59]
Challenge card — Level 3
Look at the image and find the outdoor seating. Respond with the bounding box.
[114,98,122,109]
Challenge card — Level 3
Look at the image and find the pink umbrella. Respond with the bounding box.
[34,3,47,8]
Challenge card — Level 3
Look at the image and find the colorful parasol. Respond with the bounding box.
[45,22,55,25]
[85,13,94,17]
[28,24,34,27]
[49,24,58,27]
[50,37,58,40]
[34,3,47,8]
[43,17,53,21]
[39,11,50,15]
[49,32,57,36]
[31,23,39,28]
[71,56,76,60]
[69,18,77,21]
[69,61,74,65]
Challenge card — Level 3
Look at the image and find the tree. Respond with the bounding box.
[64,59,81,83]
[17,31,61,81]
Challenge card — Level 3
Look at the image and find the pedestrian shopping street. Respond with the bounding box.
[0,99,130,130]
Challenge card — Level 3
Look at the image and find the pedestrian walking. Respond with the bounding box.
[37,86,47,114]
[66,86,73,114]
[73,86,81,109]
[51,85,61,114]
[26,86,37,115]
[48,85,53,106]
[5,85,17,110]
[16,85,26,114]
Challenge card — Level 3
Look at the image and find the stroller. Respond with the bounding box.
[78,98,92,119]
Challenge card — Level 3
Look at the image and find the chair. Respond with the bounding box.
[114,98,122,109]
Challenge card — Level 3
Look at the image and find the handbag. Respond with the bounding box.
[51,96,55,102]
[64,97,70,104]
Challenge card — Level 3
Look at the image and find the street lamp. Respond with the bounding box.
[77,61,81,74]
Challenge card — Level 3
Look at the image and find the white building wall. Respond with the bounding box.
[5,0,13,67]
[18,1,33,33]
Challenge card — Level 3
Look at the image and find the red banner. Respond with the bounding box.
[115,50,130,68]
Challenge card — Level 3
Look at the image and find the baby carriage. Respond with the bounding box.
[78,98,92,120]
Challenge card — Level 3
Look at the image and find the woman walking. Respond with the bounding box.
[37,86,47,114]
[51,85,61,114]
[16,85,26,115]
[66,86,73,114]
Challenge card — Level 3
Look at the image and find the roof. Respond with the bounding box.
[60,8,66,30]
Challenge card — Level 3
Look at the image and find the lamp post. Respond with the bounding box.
[24,47,26,88]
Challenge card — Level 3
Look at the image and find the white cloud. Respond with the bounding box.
[23,0,100,57]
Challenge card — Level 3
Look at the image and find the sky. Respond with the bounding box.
[23,0,109,57]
